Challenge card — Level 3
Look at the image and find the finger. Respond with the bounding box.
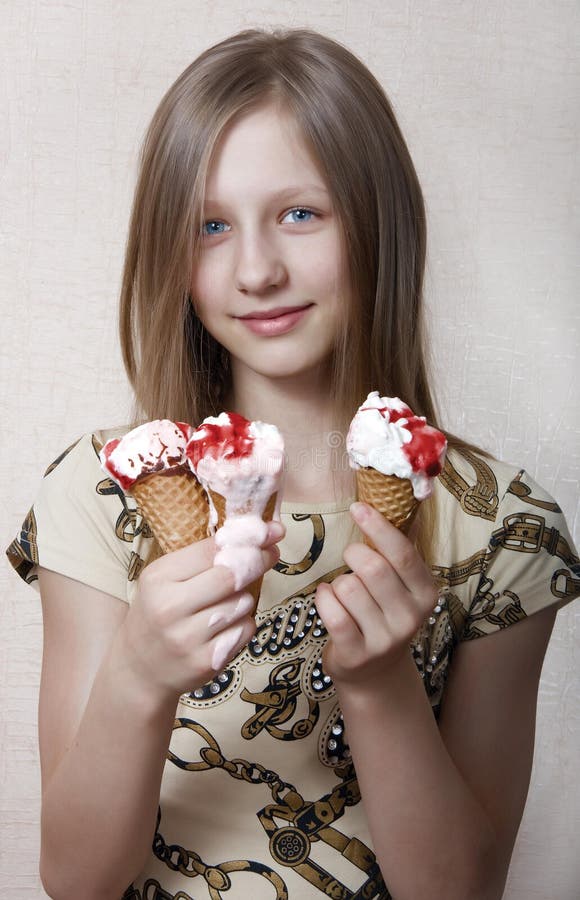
[329,572,408,660]
[407,515,420,545]
[209,617,257,673]
[344,541,436,629]
[204,590,257,637]
[151,544,278,618]
[331,564,421,646]
[265,520,286,545]
[162,591,257,670]
[152,536,279,584]
[350,502,435,598]
[148,535,219,581]
[343,542,409,609]
[328,572,386,637]
[315,582,365,646]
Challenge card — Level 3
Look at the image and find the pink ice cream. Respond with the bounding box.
[186,412,285,590]
[100,419,191,490]
[346,392,447,500]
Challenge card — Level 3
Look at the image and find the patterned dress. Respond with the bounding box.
[6,429,580,900]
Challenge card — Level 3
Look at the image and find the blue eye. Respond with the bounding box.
[282,207,316,224]
[202,220,231,236]
[201,207,316,237]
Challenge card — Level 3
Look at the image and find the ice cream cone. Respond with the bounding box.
[209,490,278,608]
[131,468,210,554]
[356,467,419,546]
[347,393,447,540]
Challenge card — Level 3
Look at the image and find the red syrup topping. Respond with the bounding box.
[103,422,191,490]
[362,403,446,477]
[101,438,135,490]
[175,421,191,441]
[186,412,254,469]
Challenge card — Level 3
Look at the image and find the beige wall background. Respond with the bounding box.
[1,1,578,897]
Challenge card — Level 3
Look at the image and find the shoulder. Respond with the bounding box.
[430,446,579,638]
[432,445,575,549]
[6,425,151,601]
[430,447,525,568]
[39,425,128,479]
[435,446,522,516]
[33,427,132,527]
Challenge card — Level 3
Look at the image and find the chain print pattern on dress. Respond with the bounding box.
[464,577,525,639]
[506,471,562,512]
[43,437,83,477]
[318,705,352,767]
[92,434,152,581]
[463,507,580,638]
[437,449,499,520]
[410,589,459,716]
[7,437,83,581]
[237,653,356,765]
[6,506,39,583]
[165,719,390,899]
[274,513,326,576]
[123,880,197,899]
[178,565,349,710]
[240,659,320,741]
[180,573,456,723]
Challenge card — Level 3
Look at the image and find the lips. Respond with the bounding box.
[237,304,313,337]
[238,304,313,321]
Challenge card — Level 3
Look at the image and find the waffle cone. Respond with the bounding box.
[356,467,419,546]
[131,468,210,554]
[209,490,278,609]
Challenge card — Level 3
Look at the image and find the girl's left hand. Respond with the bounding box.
[315,501,438,689]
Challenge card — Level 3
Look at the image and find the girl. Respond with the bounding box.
[7,27,579,900]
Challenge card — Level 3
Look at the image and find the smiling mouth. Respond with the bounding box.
[236,304,314,336]
[237,304,314,321]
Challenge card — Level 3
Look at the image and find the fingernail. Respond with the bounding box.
[208,610,227,629]
[234,592,255,616]
[350,501,368,520]
[268,521,285,541]
[211,624,245,672]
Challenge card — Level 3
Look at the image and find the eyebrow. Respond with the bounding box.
[204,185,329,205]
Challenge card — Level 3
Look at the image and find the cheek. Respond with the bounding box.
[320,231,348,285]
[297,240,345,295]
[190,264,219,320]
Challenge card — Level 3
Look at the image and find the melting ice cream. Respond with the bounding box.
[186,412,285,591]
[347,392,447,500]
[100,419,191,490]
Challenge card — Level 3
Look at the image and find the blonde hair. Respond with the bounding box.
[119,27,485,564]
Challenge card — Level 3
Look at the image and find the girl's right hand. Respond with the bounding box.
[117,521,284,699]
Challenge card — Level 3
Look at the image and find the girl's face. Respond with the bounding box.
[190,103,350,385]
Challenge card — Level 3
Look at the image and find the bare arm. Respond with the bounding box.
[334,609,555,900]
[437,604,557,894]
[37,528,281,900]
[38,569,176,899]
[315,501,557,900]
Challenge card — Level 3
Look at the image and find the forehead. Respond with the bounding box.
[204,103,328,199]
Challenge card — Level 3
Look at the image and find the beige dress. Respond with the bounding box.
[7,429,580,900]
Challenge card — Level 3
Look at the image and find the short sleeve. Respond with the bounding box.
[5,432,146,603]
[463,469,580,640]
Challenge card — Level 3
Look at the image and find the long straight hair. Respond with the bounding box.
[119,27,484,563]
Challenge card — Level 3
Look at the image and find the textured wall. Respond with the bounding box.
[1,2,578,897]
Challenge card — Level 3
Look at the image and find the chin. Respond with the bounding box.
[243,341,334,376]
[231,351,326,381]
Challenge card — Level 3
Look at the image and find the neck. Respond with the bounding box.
[226,362,355,504]
[228,362,338,435]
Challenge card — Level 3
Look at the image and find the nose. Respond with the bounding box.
[233,231,287,294]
